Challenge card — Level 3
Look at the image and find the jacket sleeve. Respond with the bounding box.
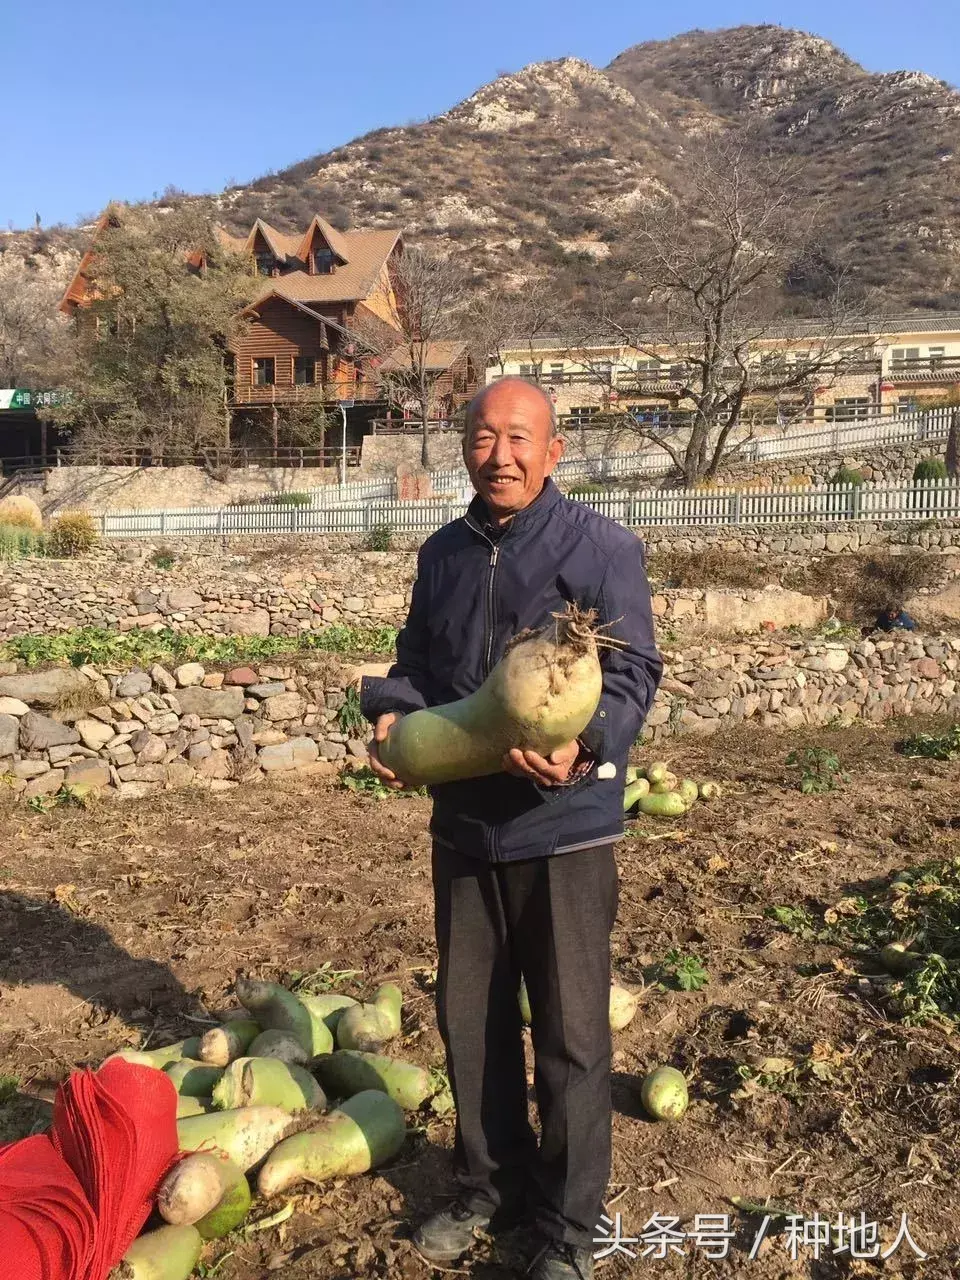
[532,535,662,802]
[359,552,433,722]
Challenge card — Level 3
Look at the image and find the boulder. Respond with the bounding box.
[263,692,306,722]
[175,663,206,687]
[225,609,271,638]
[18,712,80,752]
[0,668,93,709]
[65,759,111,792]
[224,666,258,686]
[159,588,203,613]
[75,718,115,751]
[0,698,30,717]
[175,686,245,721]
[0,714,18,757]
[23,769,65,800]
[116,670,153,699]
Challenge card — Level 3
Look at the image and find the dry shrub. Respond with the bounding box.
[47,511,98,558]
[787,551,944,617]
[649,545,775,590]
[0,496,43,533]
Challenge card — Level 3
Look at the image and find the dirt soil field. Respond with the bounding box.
[1,720,959,1280]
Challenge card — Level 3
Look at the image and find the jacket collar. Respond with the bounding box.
[464,477,563,541]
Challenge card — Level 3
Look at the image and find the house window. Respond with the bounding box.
[253,357,275,387]
[628,402,671,427]
[635,358,661,375]
[548,363,565,383]
[294,356,317,385]
[897,395,920,416]
[891,347,920,369]
[312,248,335,274]
[825,396,869,422]
[566,405,599,427]
[518,362,542,379]
[928,346,945,368]
[255,253,276,277]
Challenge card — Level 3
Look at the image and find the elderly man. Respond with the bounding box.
[360,378,662,1280]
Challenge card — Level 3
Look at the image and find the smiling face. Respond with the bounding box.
[463,380,564,523]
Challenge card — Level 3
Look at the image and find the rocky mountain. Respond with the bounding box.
[6,25,960,310]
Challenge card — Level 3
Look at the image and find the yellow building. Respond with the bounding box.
[488,315,960,430]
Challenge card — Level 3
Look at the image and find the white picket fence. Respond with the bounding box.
[101,478,960,538]
[291,405,956,507]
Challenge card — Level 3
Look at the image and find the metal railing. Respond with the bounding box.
[99,478,960,539]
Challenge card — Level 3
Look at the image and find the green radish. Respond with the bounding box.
[336,1001,396,1052]
[378,604,603,787]
[164,1060,224,1098]
[247,1030,309,1065]
[111,1224,202,1280]
[198,1018,261,1067]
[234,978,333,1057]
[640,1065,689,1121]
[880,942,918,975]
[677,778,699,806]
[645,761,670,784]
[518,979,532,1026]
[195,1159,251,1240]
[176,1095,212,1119]
[623,778,650,812]
[177,1105,295,1171]
[104,1037,202,1072]
[637,791,688,818]
[212,1057,324,1113]
[650,772,678,794]
[158,1152,230,1226]
[299,992,358,1035]
[699,781,723,800]
[373,983,403,1036]
[609,985,639,1031]
[159,1151,252,1240]
[625,765,640,784]
[315,1050,434,1110]
[258,1089,406,1196]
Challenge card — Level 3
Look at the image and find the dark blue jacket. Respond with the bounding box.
[360,479,663,863]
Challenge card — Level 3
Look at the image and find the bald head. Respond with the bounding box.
[465,377,558,439]
[462,376,565,524]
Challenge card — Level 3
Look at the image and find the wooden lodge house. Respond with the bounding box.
[59,210,479,464]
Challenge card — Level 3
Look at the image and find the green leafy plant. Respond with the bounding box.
[272,491,312,507]
[47,511,98,557]
[0,1075,20,1105]
[336,686,367,737]
[829,466,864,487]
[897,724,960,761]
[766,904,819,940]
[786,747,849,794]
[339,764,426,799]
[0,524,45,561]
[0,623,398,670]
[364,522,393,552]
[661,948,710,992]
[913,457,948,483]
[150,546,177,570]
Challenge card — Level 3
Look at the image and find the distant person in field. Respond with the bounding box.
[875,603,917,633]
[360,378,662,1280]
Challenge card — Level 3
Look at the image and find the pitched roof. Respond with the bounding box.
[380,340,469,372]
[250,228,401,308]
[295,214,352,264]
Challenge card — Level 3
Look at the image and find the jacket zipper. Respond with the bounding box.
[484,543,500,676]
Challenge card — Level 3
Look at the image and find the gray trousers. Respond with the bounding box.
[431,840,619,1249]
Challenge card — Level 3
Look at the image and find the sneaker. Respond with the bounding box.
[528,1240,595,1280]
[411,1199,493,1263]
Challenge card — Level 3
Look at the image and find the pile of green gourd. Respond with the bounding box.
[623,761,722,819]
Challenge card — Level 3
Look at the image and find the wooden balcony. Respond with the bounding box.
[230,379,383,407]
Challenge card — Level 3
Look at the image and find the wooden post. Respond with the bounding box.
[39,419,48,468]
[271,404,279,464]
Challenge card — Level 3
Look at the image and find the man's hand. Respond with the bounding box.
[367,713,409,791]
[503,740,580,786]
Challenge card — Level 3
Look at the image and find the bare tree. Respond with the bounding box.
[0,254,70,387]
[361,246,469,468]
[574,133,874,487]
[464,275,566,380]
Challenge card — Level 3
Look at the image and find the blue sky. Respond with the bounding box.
[2,0,958,231]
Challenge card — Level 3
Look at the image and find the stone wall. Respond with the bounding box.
[0,657,365,803]
[638,520,960,558]
[646,631,960,740]
[18,465,340,516]
[713,441,945,489]
[0,631,957,804]
[3,535,958,642]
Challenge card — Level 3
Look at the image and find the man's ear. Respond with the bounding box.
[544,434,565,474]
